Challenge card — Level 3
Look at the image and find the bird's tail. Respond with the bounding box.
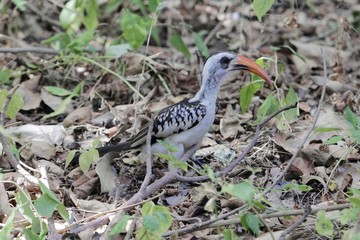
[96,141,133,156]
[70,141,133,166]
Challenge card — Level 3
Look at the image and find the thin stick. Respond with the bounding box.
[279,204,312,240]
[0,85,20,126]
[0,47,59,55]
[0,85,20,168]
[164,203,350,237]
[58,190,166,234]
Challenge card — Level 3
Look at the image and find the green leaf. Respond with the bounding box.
[157,140,178,152]
[65,150,77,169]
[105,0,123,14]
[314,127,343,133]
[33,194,59,217]
[340,208,360,225]
[42,82,83,120]
[44,86,72,97]
[344,107,359,130]
[131,0,146,13]
[281,45,306,63]
[110,214,133,235]
[254,94,279,124]
[316,210,334,237]
[349,128,360,144]
[151,26,161,46]
[148,0,161,13]
[12,0,27,11]
[6,92,24,120]
[193,32,209,58]
[42,95,72,120]
[155,152,188,171]
[204,197,216,213]
[79,148,99,173]
[283,182,313,192]
[170,33,191,58]
[253,0,275,21]
[16,190,37,222]
[241,213,261,235]
[71,81,84,96]
[56,203,70,222]
[0,90,24,120]
[239,81,263,113]
[140,202,172,236]
[105,44,132,58]
[276,87,299,131]
[59,0,78,30]
[222,182,257,202]
[203,165,216,182]
[42,33,72,50]
[0,68,11,85]
[121,9,149,50]
[83,0,99,30]
[0,207,16,239]
[66,30,95,53]
[38,181,60,203]
[324,135,343,144]
[223,229,236,240]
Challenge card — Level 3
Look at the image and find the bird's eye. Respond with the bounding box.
[219,56,232,69]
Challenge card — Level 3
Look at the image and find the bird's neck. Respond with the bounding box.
[191,75,221,107]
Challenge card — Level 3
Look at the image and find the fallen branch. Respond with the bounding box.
[0,85,20,169]
[0,47,59,55]
[279,204,312,240]
[164,203,351,237]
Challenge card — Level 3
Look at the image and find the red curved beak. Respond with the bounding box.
[230,56,272,86]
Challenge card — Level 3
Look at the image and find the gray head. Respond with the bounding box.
[201,52,238,85]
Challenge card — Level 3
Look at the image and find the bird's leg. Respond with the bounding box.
[180,143,201,162]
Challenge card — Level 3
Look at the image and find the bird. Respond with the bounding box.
[77,52,272,162]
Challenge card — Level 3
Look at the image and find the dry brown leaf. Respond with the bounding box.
[289,157,315,176]
[219,105,245,139]
[17,74,42,110]
[77,199,113,212]
[63,106,93,127]
[290,40,352,66]
[40,87,62,111]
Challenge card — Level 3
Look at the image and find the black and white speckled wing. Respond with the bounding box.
[130,100,207,147]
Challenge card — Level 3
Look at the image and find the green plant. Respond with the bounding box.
[316,107,360,145]
[110,201,172,239]
[253,0,275,21]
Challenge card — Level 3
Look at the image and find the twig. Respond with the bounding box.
[0,47,103,55]
[59,190,166,234]
[164,203,351,237]
[70,217,110,234]
[221,103,297,174]
[0,85,20,126]
[0,85,20,169]
[0,47,59,55]
[279,204,312,240]
[263,49,327,195]
[124,212,138,240]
